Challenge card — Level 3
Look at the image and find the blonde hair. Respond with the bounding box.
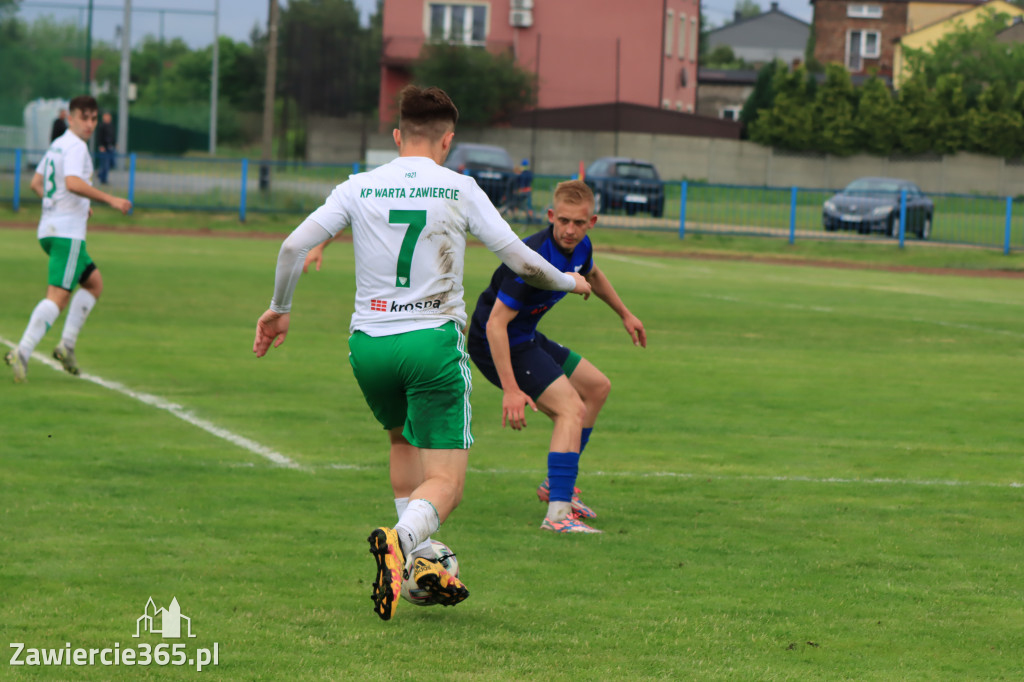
[553,180,594,210]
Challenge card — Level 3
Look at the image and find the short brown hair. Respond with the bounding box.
[553,179,594,210]
[399,85,458,140]
[68,95,98,115]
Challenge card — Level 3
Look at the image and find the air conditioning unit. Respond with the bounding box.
[510,9,533,27]
[511,0,534,9]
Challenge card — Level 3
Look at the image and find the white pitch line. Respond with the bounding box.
[315,464,1022,490]
[1,336,302,470]
[598,253,668,268]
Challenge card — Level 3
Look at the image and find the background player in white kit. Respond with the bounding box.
[6,95,132,383]
[252,85,590,621]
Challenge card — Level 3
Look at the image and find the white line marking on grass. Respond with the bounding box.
[2,336,303,470]
[599,253,668,268]
[465,467,1022,489]
[697,294,1024,339]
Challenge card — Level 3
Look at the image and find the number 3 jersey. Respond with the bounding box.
[35,130,94,240]
[308,156,522,337]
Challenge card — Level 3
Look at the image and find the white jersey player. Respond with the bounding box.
[6,95,132,383]
[253,85,590,621]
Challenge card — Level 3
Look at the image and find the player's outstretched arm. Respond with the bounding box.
[485,300,537,430]
[587,265,647,348]
[30,173,44,199]
[494,240,591,297]
[66,176,131,214]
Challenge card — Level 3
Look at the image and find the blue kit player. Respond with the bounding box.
[467,180,647,533]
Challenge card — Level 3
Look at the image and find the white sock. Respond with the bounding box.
[394,498,440,559]
[547,501,573,521]
[18,299,61,359]
[61,289,97,349]
[395,497,434,560]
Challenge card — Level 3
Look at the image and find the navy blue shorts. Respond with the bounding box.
[468,330,582,401]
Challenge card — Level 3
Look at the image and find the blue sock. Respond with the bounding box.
[547,451,580,502]
[579,427,593,456]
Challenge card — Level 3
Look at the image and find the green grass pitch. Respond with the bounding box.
[1,227,1022,680]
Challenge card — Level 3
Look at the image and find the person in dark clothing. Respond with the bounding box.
[95,112,116,185]
[50,110,68,142]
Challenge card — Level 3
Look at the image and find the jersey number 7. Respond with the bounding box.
[389,210,427,288]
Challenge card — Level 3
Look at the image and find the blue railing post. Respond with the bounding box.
[788,186,798,245]
[239,158,249,222]
[898,188,907,249]
[1004,196,1013,255]
[13,148,22,212]
[679,181,688,240]
[128,153,137,215]
[353,162,361,174]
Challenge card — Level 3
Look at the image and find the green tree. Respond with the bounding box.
[734,0,763,20]
[902,9,1024,105]
[966,82,1024,157]
[814,64,858,155]
[412,44,536,126]
[739,59,779,131]
[748,64,816,150]
[279,0,378,117]
[895,76,934,154]
[704,45,751,70]
[855,76,899,155]
[929,73,968,154]
[0,16,84,123]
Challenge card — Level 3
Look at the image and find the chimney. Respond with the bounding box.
[734,9,742,21]
[771,1,779,10]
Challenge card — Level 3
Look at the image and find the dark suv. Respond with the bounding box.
[443,143,516,208]
[584,157,665,217]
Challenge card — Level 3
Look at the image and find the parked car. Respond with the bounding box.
[822,177,934,239]
[583,157,665,217]
[442,143,516,208]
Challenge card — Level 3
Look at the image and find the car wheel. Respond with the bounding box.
[919,215,932,240]
[651,202,664,218]
[888,215,900,238]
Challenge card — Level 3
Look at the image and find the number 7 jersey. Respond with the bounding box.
[308,156,521,337]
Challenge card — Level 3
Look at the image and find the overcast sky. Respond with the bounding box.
[16,0,812,49]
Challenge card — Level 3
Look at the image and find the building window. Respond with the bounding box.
[678,15,687,59]
[689,17,698,62]
[847,4,882,18]
[429,3,487,45]
[846,29,880,70]
[721,106,742,120]
[665,10,674,56]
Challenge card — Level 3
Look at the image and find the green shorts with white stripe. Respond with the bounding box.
[348,320,473,450]
[41,237,94,291]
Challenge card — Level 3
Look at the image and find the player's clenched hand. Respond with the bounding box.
[110,197,132,214]
[502,387,537,431]
[568,272,591,300]
[623,313,647,348]
[253,310,290,357]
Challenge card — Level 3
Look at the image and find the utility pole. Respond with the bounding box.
[260,0,280,191]
[84,0,94,93]
[209,0,220,154]
[116,0,132,158]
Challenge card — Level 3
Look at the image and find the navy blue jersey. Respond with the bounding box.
[469,225,593,347]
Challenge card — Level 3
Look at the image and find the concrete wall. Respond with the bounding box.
[312,117,1024,195]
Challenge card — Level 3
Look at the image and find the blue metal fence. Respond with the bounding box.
[1,148,1019,253]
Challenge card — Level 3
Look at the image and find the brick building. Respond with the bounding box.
[378,0,701,127]
[811,0,909,76]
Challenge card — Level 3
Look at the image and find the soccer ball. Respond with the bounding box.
[400,540,460,606]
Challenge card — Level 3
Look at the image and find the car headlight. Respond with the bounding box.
[871,206,893,217]
[824,201,836,213]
